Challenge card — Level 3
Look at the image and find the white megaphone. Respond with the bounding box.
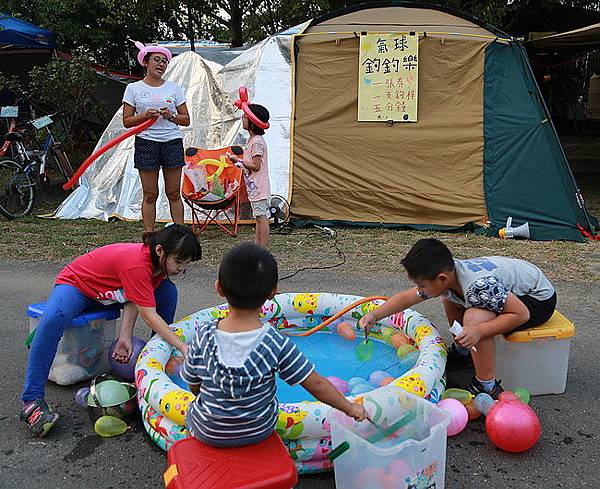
[499,217,530,239]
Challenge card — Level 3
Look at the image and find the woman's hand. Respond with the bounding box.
[159,107,173,120]
[144,108,160,119]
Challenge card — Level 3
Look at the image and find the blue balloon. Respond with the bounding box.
[350,383,374,395]
[348,377,369,389]
[474,393,495,415]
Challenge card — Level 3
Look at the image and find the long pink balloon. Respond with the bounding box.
[63,117,157,190]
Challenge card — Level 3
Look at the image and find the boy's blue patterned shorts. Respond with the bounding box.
[134,137,185,170]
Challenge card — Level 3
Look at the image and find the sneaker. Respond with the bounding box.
[445,343,474,372]
[20,400,59,437]
[466,376,504,400]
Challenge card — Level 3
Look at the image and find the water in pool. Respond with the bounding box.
[168,332,412,402]
[275,332,403,403]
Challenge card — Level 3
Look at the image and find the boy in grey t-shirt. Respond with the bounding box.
[359,238,556,399]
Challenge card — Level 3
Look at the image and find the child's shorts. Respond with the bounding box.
[134,137,185,171]
[505,292,557,334]
[250,199,269,218]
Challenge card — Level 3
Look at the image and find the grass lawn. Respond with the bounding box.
[1,172,599,283]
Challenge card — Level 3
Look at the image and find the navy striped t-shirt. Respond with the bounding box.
[181,319,315,447]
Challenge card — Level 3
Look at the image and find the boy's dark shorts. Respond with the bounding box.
[134,137,185,171]
[505,292,557,335]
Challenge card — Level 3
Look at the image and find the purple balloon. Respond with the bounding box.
[75,387,90,407]
[108,336,147,381]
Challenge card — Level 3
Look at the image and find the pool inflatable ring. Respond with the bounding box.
[136,293,447,473]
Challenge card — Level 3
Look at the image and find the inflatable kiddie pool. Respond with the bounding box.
[135,293,447,473]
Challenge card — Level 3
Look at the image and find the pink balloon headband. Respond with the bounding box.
[234,87,270,130]
[133,40,172,67]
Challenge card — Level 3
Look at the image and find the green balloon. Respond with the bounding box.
[87,380,130,407]
[513,387,531,405]
[381,328,396,340]
[442,388,473,405]
[355,340,374,361]
[94,416,128,438]
[396,344,417,359]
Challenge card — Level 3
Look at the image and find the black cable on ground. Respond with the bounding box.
[278,224,346,281]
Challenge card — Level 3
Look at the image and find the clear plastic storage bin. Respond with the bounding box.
[27,302,120,385]
[329,390,450,489]
[495,310,575,395]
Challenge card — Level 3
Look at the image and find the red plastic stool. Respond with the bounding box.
[163,433,298,489]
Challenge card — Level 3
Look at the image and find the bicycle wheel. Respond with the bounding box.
[0,159,36,219]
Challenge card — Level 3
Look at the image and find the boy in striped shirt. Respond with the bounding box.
[182,242,366,447]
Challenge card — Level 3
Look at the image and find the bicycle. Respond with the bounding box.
[0,97,39,158]
[0,111,76,219]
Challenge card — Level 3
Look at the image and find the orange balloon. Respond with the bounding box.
[390,333,412,348]
[337,322,356,341]
[465,400,481,420]
[380,376,395,386]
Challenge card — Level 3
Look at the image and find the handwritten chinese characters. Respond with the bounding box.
[358,33,419,122]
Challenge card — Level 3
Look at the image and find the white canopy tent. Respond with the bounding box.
[55,23,307,221]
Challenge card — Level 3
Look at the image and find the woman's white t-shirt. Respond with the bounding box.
[122,80,186,142]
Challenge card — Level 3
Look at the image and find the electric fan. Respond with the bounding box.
[267,195,290,227]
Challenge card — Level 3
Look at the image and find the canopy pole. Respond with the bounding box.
[517,42,597,236]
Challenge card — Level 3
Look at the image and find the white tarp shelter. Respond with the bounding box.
[55,23,307,221]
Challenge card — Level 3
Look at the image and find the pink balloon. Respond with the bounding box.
[326,376,349,394]
[437,398,469,436]
[387,459,411,478]
[486,399,541,452]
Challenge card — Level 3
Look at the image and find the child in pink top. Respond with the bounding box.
[227,104,271,247]
[20,225,201,437]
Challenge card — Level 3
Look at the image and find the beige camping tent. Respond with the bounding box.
[291,5,507,226]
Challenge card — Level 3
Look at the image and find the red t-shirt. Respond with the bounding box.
[56,243,165,307]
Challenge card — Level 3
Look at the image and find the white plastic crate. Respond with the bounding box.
[495,311,575,395]
[329,390,450,489]
[27,302,120,385]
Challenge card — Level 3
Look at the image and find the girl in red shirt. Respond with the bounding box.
[21,225,201,437]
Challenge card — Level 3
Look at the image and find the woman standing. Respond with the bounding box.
[123,42,190,236]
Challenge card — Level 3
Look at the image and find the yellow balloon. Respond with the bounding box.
[197,155,230,182]
[94,416,128,438]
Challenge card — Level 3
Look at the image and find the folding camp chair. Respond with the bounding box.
[181,147,244,236]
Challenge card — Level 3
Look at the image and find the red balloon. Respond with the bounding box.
[485,399,541,452]
[63,117,157,190]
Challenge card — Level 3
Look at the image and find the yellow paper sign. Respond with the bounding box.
[358,33,419,122]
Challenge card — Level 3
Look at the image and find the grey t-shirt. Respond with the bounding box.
[444,257,555,313]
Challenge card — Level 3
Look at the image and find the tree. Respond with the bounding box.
[28,55,109,155]
[0,0,181,71]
